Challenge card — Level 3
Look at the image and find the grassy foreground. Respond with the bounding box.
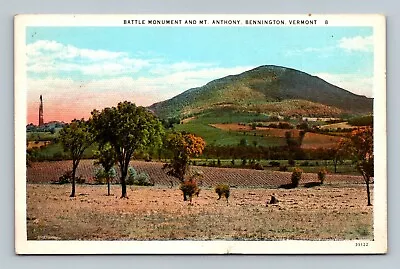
[26,184,373,241]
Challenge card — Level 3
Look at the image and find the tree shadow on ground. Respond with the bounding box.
[278,183,297,189]
[303,182,323,188]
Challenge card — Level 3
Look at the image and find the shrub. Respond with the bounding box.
[53,170,85,184]
[317,168,328,184]
[135,172,153,186]
[54,171,72,184]
[215,184,230,202]
[278,122,293,129]
[288,159,296,166]
[269,161,280,167]
[291,167,303,187]
[180,179,199,202]
[76,175,86,184]
[126,167,137,185]
[94,167,107,184]
[251,162,264,170]
[126,166,153,186]
[94,167,117,185]
[279,165,288,172]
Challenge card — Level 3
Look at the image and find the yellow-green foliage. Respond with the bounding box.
[180,179,200,202]
[215,184,230,201]
[291,167,303,187]
[317,168,328,184]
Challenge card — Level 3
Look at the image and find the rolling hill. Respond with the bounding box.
[149,65,373,120]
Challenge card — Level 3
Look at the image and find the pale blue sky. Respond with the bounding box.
[26,26,374,122]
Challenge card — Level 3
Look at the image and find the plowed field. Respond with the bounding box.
[27,160,365,187]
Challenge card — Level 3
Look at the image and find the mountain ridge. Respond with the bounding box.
[149,65,373,119]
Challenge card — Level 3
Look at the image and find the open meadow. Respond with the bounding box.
[27,183,373,241]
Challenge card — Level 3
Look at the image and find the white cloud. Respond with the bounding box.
[26,40,152,76]
[149,61,216,75]
[286,35,373,56]
[285,46,335,57]
[314,72,373,97]
[338,35,373,52]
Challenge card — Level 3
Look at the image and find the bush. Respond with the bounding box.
[278,122,293,129]
[126,166,153,186]
[54,171,72,184]
[279,165,288,172]
[291,167,303,187]
[317,168,327,184]
[288,159,296,166]
[269,161,280,167]
[180,179,200,202]
[215,184,230,202]
[54,170,85,184]
[135,172,153,186]
[76,175,86,184]
[94,167,117,185]
[251,162,264,170]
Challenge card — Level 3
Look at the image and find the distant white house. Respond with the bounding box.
[302,117,341,122]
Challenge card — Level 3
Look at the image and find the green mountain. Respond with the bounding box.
[149,65,373,119]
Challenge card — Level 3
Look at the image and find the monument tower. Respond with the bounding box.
[39,95,44,126]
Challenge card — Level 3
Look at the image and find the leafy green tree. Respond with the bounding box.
[59,119,94,197]
[91,101,164,198]
[94,143,117,196]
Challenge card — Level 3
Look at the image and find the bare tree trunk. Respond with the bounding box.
[70,163,77,197]
[120,168,128,198]
[366,177,372,206]
[107,176,111,196]
[334,157,338,173]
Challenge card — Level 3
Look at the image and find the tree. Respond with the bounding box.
[163,132,205,201]
[346,127,374,206]
[59,119,94,197]
[331,138,347,173]
[91,101,164,198]
[285,131,305,165]
[93,143,117,196]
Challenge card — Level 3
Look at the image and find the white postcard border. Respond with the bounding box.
[15,14,387,254]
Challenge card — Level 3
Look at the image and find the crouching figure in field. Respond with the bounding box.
[266,195,279,206]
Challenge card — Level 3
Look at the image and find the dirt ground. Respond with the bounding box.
[26,184,373,241]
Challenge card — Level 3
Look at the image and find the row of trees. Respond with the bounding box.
[59,102,164,198]
[58,101,206,199]
[56,101,373,205]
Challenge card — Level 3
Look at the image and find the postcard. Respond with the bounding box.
[15,14,386,254]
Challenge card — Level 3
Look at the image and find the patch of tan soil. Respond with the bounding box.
[26,184,373,241]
